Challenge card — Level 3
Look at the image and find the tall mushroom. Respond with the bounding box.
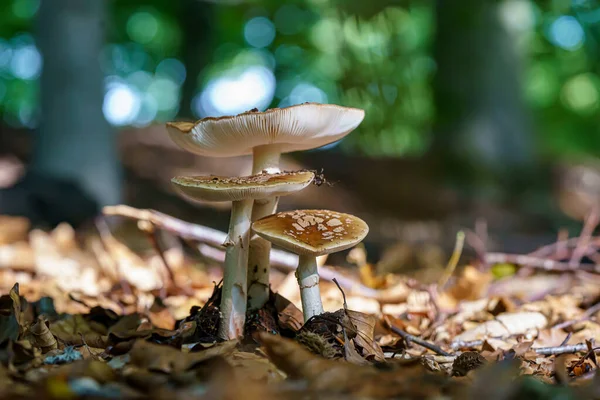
[171,171,315,339]
[251,209,369,322]
[167,103,365,310]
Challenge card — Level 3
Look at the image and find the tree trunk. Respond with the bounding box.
[179,0,214,119]
[35,0,121,207]
[432,0,535,192]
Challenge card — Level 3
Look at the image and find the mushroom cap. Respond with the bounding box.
[171,170,315,203]
[251,209,369,256]
[166,103,365,157]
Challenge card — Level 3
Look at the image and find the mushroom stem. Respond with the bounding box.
[247,197,279,310]
[296,254,324,322]
[252,145,281,174]
[218,198,252,340]
[247,145,282,310]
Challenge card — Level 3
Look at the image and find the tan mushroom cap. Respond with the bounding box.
[171,170,315,203]
[166,103,365,157]
[251,209,369,256]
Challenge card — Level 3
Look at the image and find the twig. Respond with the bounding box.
[553,302,600,330]
[93,217,133,296]
[103,205,404,302]
[383,316,451,356]
[103,205,227,247]
[570,209,599,268]
[533,343,589,356]
[332,278,348,309]
[485,253,599,273]
[560,332,572,347]
[438,231,465,289]
[450,339,484,350]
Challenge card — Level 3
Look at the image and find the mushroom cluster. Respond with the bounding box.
[166,103,368,339]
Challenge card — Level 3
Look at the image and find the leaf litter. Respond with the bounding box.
[0,210,599,398]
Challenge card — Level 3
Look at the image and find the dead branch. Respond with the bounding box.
[570,209,599,268]
[383,316,451,356]
[533,343,589,356]
[553,302,600,330]
[484,253,599,273]
[102,205,408,303]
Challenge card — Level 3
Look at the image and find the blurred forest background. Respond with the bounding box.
[0,0,600,264]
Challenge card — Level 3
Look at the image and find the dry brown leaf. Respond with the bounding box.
[29,316,57,352]
[128,339,237,373]
[225,351,286,383]
[345,310,385,362]
[259,333,461,398]
[50,314,108,348]
[455,311,547,342]
[442,265,493,307]
[0,216,29,245]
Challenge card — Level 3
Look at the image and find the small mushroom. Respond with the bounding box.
[167,103,365,310]
[251,209,369,322]
[172,171,315,339]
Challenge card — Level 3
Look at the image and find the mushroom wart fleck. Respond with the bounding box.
[168,103,365,311]
[252,209,369,322]
[171,171,314,339]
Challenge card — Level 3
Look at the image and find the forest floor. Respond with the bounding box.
[0,207,599,399]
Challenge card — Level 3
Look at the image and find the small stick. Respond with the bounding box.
[332,278,348,309]
[438,231,465,290]
[93,217,133,296]
[529,236,600,259]
[560,332,572,347]
[103,205,227,247]
[570,209,599,268]
[485,253,599,273]
[451,339,484,350]
[553,302,600,330]
[533,343,588,356]
[383,316,451,356]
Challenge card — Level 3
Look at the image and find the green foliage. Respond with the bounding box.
[1,0,600,161]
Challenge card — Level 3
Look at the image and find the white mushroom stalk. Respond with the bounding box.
[219,199,252,339]
[247,145,282,310]
[296,254,324,321]
[251,209,369,323]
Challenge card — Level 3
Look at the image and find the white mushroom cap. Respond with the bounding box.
[166,103,365,157]
[171,170,315,203]
[251,209,369,256]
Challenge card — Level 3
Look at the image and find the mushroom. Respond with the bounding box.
[171,171,315,339]
[167,103,365,310]
[251,209,369,322]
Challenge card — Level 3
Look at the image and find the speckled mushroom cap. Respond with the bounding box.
[251,209,369,256]
[166,103,365,157]
[171,170,315,203]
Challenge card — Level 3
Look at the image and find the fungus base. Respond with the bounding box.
[296,254,324,322]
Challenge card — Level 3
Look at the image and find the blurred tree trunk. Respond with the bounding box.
[431,0,536,193]
[34,0,121,207]
[179,0,214,119]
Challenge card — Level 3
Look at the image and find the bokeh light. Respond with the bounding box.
[561,73,599,115]
[10,44,42,80]
[279,82,327,107]
[244,17,276,48]
[193,65,275,117]
[103,80,141,126]
[548,16,585,51]
[127,11,160,45]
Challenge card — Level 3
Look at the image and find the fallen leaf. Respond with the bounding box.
[128,339,237,373]
[0,283,21,344]
[455,311,548,342]
[345,310,385,362]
